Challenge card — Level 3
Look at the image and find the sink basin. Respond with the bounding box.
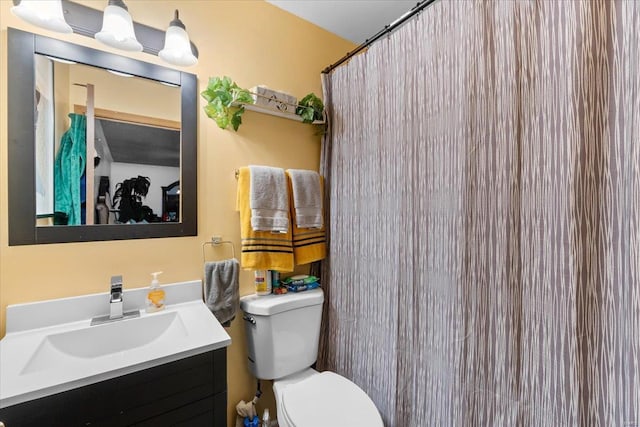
[22,310,188,374]
[1,280,232,409]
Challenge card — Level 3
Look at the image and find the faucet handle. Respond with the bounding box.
[110,275,123,302]
[110,275,123,287]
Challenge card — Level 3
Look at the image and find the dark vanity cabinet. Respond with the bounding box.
[0,349,226,427]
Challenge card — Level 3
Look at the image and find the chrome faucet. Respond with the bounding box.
[90,275,139,326]
[109,275,124,319]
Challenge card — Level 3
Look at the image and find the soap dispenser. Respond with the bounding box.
[146,271,165,313]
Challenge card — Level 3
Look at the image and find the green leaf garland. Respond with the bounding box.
[201,76,253,131]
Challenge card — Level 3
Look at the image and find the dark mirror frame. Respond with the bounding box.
[7,28,197,245]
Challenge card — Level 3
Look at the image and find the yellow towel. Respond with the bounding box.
[237,167,294,272]
[287,171,327,265]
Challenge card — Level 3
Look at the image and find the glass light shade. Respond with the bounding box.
[95,4,142,52]
[159,25,198,67]
[11,0,72,34]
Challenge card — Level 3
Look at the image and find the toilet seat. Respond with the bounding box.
[279,371,383,427]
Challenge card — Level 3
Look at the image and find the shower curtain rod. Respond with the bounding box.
[321,0,438,74]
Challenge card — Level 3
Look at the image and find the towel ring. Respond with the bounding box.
[202,236,236,262]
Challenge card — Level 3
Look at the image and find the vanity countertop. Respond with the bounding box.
[0,280,231,408]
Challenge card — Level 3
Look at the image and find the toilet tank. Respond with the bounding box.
[240,289,324,380]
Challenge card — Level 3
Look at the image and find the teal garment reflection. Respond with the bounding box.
[54,113,86,225]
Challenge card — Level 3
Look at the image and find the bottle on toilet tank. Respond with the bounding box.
[254,270,272,296]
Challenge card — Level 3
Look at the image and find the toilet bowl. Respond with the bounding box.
[273,368,383,427]
[240,289,383,427]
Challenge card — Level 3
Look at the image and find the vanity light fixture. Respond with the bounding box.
[95,0,143,52]
[12,1,199,67]
[158,10,198,67]
[11,0,72,34]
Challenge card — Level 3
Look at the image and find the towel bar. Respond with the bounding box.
[202,236,236,261]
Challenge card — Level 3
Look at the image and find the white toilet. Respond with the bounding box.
[240,288,383,427]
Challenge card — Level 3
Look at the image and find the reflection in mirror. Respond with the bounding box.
[8,28,197,245]
[162,181,180,222]
[35,55,181,227]
[34,55,55,218]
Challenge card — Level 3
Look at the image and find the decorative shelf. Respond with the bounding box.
[234,102,325,125]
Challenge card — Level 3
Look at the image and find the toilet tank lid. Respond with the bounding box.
[240,288,324,316]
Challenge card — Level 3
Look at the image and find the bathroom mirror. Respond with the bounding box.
[7,28,197,245]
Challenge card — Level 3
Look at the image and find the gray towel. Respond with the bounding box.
[249,165,289,233]
[287,169,323,228]
[204,259,239,327]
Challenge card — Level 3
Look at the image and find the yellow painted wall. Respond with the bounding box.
[0,1,354,424]
[65,62,181,120]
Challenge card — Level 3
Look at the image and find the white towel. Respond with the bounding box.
[287,169,323,229]
[249,165,289,233]
[204,259,239,327]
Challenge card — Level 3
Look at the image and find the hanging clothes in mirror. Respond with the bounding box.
[53,113,86,225]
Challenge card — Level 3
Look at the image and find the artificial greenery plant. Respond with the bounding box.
[296,93,325,123]
[201,76,254,131]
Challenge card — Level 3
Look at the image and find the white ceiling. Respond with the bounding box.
[266,0,418,44]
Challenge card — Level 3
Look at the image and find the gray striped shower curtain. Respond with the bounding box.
[317,1,640,425]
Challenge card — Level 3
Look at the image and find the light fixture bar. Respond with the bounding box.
[57,0,198,57]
